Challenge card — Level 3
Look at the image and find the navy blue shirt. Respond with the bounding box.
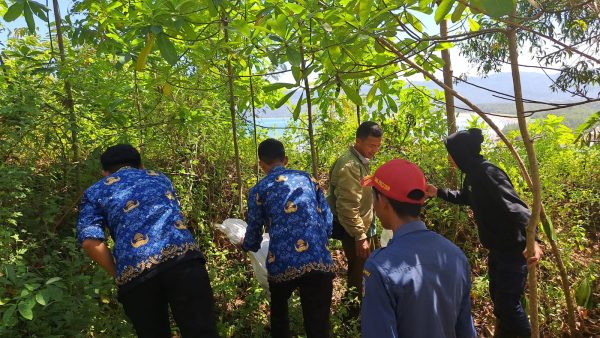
[77,168,200,287]
[361,220,476,338]
[243,166,334,283]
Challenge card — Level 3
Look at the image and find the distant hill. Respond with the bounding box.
[414,72,600,105]
[256,72,600,128]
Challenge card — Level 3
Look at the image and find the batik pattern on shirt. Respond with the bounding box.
[76,168,200,286]
[243,166,334,283]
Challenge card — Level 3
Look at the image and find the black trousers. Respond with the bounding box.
[489,250,531,338]
[118,258,219,338]
[269,272,334,338]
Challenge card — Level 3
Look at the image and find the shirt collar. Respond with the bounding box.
[350,146,370,165]
[115,166,138,173]
[269,165,286,174]
[390,220,427,242]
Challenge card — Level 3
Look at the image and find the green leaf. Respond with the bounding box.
[434,0,455,24]
[291,66,301,83]
[135,33,156,71]
[28,1,48,21]
[575,277,592,308]
[284,3,304,15]
[35,292,47,306]
[18,298,35,320]
[540,216,556,241]
[263,82,297,92]
[575,111,599,142]
[469,0,483,14]
[156,33,178,66]
[451,2,467,22]
[341,82,362,106]
[434,41,454,51]
[3,2,23,22]
[366,82,379,103]
[357,0,373,25]
[476,0,514,18]
[286,48,301,67]
[23,2,35,34]
[292,93,303,120]
[468,17,480,31]
[273,89,297,109]
[387,95,398,112]
[5,266,16,283]
[328,45,341,60]
[2,305,17,327]
[45,277,62,285]
[229,19,250,37]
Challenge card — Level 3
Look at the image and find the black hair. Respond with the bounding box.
[100,144,142,173]
[373,188,423,218]
[356,121,383,140]
[258,138,286,165]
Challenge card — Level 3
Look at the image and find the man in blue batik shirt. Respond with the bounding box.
[77,144,218,338]
[360,159,477,338]
[243,138,334,338]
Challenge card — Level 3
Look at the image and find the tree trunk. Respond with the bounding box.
[52,0,79,189]
[355,80,361,126]
[507,26,540,338]
[440,19,458,195]
[223,17,244,216]
[440,20,457,136]
[249,64,260,181]
[299,36,318,178]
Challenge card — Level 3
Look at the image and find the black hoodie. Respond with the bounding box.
[437,128,530,252]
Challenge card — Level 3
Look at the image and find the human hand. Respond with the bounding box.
[425,184,438,198]
[355,238,371,259]
[523,241,543,266]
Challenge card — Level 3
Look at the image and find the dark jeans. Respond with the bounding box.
[488,250,531,338]
[269,272,334,338]
[118,259,218,338]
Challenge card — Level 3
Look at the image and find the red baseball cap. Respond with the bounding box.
[361,159,426,204]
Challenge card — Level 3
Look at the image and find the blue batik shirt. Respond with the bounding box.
[361,220,477,338]
[76,167,201,287]
[243,166,334,283]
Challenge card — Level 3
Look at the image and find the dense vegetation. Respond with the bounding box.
[1,0,599,336]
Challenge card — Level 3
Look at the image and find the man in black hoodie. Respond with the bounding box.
[425,128,542,338]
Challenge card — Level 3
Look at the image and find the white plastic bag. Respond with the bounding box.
[216,218,247,245]
[248,233,270,292]
[380,229,393,247]
[216,219,270,292]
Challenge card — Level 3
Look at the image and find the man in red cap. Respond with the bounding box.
[361,159,476,338]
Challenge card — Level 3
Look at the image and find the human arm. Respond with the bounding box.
[82,240,116,278]
[429,182,470,205]
[242,188,265,252]
[334,162,368,240]
[77,190,114,278]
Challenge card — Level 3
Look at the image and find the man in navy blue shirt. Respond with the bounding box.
[243,138,334,338]
[77,144,218,337]
[360,159,476,338]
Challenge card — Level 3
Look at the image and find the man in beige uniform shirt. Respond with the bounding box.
[327,121,383,318]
